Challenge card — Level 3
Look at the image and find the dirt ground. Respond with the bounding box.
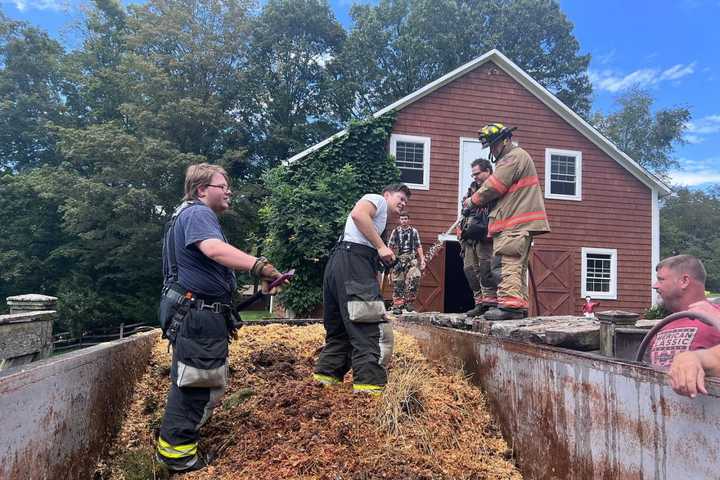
[96,324,522,480]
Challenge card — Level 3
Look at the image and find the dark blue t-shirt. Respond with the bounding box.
[163,203,237,298]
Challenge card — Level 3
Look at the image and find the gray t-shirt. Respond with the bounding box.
[163,203,237,298]
[342,194,387,248]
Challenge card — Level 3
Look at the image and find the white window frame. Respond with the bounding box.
[545,148,582,201]
[581,247,617,300]
[390,134,430,190]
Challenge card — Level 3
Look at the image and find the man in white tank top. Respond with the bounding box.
[314,183,410,394]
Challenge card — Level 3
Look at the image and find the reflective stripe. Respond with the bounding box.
[507,175,539,193]
[489,210,548,234]
[313,373,341,385]
[353,383,384,395]
[498,296,529,309]
[486,175,508,195]
[157,436,198,459]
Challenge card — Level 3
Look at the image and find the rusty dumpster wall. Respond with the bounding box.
[397,322,720,480]
[0,329,161,480]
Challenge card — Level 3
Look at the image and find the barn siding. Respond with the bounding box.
[388,61,653,314]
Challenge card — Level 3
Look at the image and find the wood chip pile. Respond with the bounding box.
[96,324,522,480]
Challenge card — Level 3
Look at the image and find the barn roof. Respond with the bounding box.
[286,49,671,195]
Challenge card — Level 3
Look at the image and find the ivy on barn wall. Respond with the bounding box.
[261,113,399,316]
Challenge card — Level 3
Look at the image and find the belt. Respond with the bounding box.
[162,284,232,314]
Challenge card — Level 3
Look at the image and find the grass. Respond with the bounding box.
[238,309,274,321]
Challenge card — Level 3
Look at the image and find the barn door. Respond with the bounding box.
[529,248,575,316]
[416,243,445,312]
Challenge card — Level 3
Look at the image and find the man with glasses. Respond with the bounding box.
[459,158,498,317]
[156,163,286,472]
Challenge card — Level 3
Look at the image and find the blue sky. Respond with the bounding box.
[3,0,720,188]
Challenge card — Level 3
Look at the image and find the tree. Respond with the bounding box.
[0,12,66,172]
[261,115,399,315]
[244,0,346,167]
[660,187,720,291]
[591,89,690,178]
[337,0,592,118]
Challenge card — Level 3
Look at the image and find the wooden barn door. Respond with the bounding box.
[529,248,575,316]
[416,243,445,312]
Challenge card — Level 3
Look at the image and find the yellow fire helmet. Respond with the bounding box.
[477,123,517,149]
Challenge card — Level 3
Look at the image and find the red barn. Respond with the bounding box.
[288,50,670,316]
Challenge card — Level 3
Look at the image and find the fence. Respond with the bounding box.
[53,322,155,353]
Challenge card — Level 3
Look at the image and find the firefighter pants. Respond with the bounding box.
[314,241,394,393]
[157,294,229,470]
[391,252,421,307]
[492,231,532,310]
[461,239,498,306]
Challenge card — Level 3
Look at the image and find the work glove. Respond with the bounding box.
[250,256,286,294]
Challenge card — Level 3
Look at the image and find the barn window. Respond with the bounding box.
[581,247,617,300]
[545,148,582,201]
[390,134,430,190]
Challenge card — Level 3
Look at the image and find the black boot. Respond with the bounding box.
[483,307,527,321]
[465,303,497,317]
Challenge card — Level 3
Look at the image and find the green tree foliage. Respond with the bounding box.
[261,115,399,315]
[0,12,66,172]
[244,0,346,167]
[591,89,690,178]
[338,0,592,118]
[660,187,720,291]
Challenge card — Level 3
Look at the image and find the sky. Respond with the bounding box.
[2,0,720,189]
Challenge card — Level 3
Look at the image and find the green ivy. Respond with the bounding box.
[261,114,399,315]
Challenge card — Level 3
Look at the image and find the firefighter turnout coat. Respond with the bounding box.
[470,145,550,237]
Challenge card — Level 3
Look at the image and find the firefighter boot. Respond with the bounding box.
[483,306,527,321]
[465,303,494,317]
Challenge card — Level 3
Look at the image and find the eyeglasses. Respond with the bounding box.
[207,184,231,193]
[471,172,484,177]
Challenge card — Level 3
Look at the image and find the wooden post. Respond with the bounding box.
[596,310,640,357]
[119,323,125,339]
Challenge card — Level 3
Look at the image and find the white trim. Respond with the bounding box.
[581,247,618,300]
[389,133,430,190]
[651,189,660,304]
[285,50,671,196]
[457,137,490,216]
[438,234,458,242]
[544,148,582,201]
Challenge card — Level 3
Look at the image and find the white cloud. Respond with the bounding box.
[2,0,67,11]
[660,63,695,80]
[590,62,696,93]
[684,115,720,144]
[670,157,720,186]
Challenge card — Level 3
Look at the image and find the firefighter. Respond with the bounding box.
[464,123,550,321]
[313,183,410,394]
[156,163,285,472]
[460,158,498,317]
[388,212,425,314]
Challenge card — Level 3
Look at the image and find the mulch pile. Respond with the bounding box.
[96,324,522,480]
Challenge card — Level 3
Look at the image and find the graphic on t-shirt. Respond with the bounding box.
[651,327,697,367]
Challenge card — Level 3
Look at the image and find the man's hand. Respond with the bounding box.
[669,350,707,398]
[463,197,474,209]
[420,260,427,271]
[252,258,288,295]
[378,245,395,265]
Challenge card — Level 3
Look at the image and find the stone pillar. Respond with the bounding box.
[7,294,57,314]
[0,294,58,371]
[597,310,640,357]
